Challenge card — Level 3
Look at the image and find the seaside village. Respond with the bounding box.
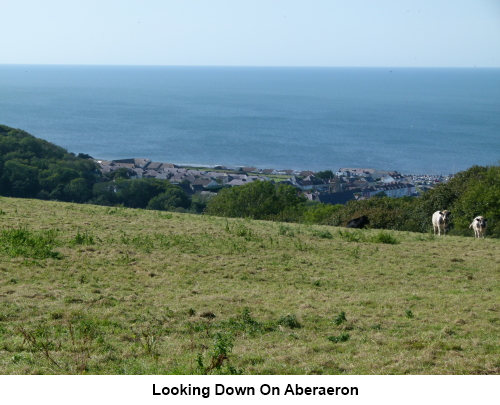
[97,158,450,205]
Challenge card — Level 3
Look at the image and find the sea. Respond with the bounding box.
[1,65,499,175]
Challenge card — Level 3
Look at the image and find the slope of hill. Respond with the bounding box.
[0,197,499,374]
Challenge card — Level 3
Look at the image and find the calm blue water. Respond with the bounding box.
[1,65,499,174]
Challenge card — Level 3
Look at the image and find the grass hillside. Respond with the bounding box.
[0,197,499,375]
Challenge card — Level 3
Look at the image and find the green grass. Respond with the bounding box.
[0,197,499,375]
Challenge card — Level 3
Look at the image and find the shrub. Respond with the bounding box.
[277,314,301,329]
[370,232,400,244]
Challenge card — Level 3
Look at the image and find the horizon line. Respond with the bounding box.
[1,63,499,69]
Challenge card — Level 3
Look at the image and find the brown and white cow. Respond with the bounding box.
[432,210,450,236]
[469,216,487,238]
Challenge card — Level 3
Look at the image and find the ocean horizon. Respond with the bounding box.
[1,65,499,175]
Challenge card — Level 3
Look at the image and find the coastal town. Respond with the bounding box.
[96,158,451,205]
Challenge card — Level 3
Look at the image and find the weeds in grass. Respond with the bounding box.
[105,206,137,217]
[17,325,62,370]
[294,239,310,251]
[406,310,414,319]
[277,314,301,329]
[196,332,242,375]
[278,225,294,237]
[157,212,173,219]
[68,317,103,372]
[72,230,98,245]
[225,222,260,242]
[313,229,334,239]
[132,311,171,359]
[327,333,350,343]
[219,308,276,336]
[350,246,361,259]
[333,311,347,326]
[136,328,160,359]
[370,232,400,245]
[0,227,62,260]
[338,229,365,243]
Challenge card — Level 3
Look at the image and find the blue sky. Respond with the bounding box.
[1,0,499,67]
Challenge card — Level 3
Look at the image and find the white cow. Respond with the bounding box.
[469,216,487,238]
[432,210,450,236]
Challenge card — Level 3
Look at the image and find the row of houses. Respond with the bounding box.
[96,158,272,194]
[96,159,423,205]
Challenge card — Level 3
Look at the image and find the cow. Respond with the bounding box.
[469,216,487,238]
[432,210,450,236]
[346,215,369,229]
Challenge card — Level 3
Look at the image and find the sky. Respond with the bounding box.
[1,0,499,67]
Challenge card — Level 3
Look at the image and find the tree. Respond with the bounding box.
[315,170,334,180]
[2,160,39,197]
[146,187,191,211]
[115,178,174,209]
[205,181,305,220]
[303,202,342,224]
[64,178,92,203]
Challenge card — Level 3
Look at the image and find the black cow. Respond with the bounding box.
[346,215,369,229]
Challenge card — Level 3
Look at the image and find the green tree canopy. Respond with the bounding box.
[146,186,191,211]
[205,181,306,220]
[314,170,334,180]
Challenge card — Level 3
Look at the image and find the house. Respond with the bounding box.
[133,158,151,168]
[279,169,297,176]
[227,178,255,187]
[381,172,408,184]
[288,176,315,191]
[98,164,115,175]
[363,182,416,198]
[298,171,315,178]
[191,178,219,189]
[113,162,135,169]
[238,167,257,173]
[112,158,136,165]
[336,168,379,178]
[96,160,114,166]
[306,190,356,205]
[328,176,347,192]
[144,170,159,178]
[352,176,377,188]
[155,172,170,180]
[144,162,163,171]
[130,168,144,179]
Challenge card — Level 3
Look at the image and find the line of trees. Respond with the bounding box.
[1,125,498,237]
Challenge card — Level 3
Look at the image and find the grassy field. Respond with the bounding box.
[0,197,499,375]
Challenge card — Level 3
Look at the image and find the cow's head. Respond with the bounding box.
[475,216,487,228]
[441,210,450,221]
